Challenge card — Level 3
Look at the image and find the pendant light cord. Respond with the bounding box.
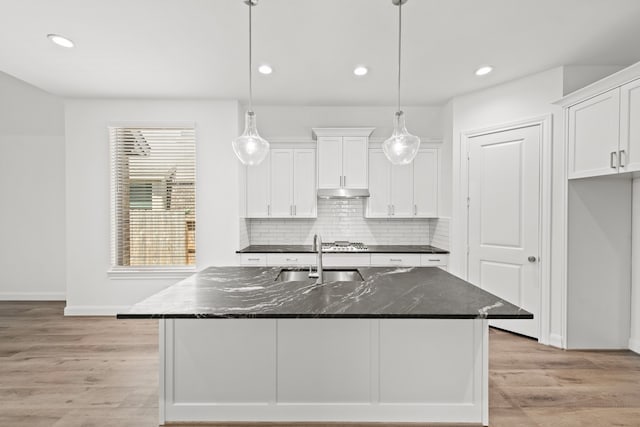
[397,1,402,113]
[248,1,253,113]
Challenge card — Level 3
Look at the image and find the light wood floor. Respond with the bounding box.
[1,302,639,427]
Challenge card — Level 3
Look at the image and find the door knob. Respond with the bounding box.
[528,256,537,263]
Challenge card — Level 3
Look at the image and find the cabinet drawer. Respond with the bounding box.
[370,253,421,267]
[322,253,371,267]
[267,253,316,266]
[239,254,268,266]
[420,254,449,267]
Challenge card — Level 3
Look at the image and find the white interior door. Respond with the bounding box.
[468,125,541,338]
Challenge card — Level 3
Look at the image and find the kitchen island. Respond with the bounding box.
[119,266,531,426]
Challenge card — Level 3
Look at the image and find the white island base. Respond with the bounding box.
[159,318,489,426]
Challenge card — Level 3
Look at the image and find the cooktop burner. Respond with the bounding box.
[321,241,368,252]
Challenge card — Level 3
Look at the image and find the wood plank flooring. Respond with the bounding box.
[1,301,639,426]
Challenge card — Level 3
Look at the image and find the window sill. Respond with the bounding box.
[107,266,197,280]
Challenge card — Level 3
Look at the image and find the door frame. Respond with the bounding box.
[460,115,552,344]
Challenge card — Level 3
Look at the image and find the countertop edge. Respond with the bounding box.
[117,313,533,320]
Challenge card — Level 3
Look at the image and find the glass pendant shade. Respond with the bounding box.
[232,111,270,166]
[382,111,421,165]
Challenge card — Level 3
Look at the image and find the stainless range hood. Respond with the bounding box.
[317,188,370,199]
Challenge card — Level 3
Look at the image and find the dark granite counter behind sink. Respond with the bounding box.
[236,244,449,254]
[118,266,530,320]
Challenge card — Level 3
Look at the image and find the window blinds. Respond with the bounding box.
[110,127,196,267]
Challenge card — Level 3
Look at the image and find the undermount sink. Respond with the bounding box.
[276,269,364,282]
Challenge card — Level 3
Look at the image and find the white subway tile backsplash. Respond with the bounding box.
[429,218,450,251]
[248,199,435,245]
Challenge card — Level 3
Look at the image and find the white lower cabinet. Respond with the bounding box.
[370,254,421,267]
[240,253,448,269]
[266,253,316,267]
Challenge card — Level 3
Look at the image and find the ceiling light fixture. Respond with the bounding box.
[382,0,420,165]
[232,0,270,166]
[258,64,272,75]
[47,34,74,48]
[475,65,493,76]
[354,66,368,76]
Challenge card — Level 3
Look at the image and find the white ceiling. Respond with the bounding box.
[1,0,640,105]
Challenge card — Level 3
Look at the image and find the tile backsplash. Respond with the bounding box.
[245,198,449,247]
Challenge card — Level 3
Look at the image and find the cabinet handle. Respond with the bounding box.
[343,175,346,187]
[388,205,391,216]
[619,150,626,168]
[294,205,297,216]
[267,204,271,216]
[290,205,292,216]
[414,204,417,216]
[286,258,298,262]
[392,205,395,215]
[610,151,618,169]
[390,258,402,262]
[428,259,441,262]
[247,258,260,261]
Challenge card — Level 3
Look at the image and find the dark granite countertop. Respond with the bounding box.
[118,266,531,320]
[236,245,449,254]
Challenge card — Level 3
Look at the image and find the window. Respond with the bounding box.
[110,127,196,267]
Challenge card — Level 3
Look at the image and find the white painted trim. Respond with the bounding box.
[560,108,570,350]
[629,338,640,355]
[159,319,167,425]
[64,305,130,316]
[0,292,66,301]
[549,333,564,349]
[107,267,196,280]
[312,127,375,138]
[554,60,640,107]
[461,115,553,344]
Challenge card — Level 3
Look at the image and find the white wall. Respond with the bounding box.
[631,178,640,354]
[252,105,443,141]
[0,71,66,300]
[64,99,240,314]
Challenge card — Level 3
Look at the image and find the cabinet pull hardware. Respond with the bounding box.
[428,259,440,262]
[294,205,296,216]
[390,258,402,262]
[286,258,298,262]
[339,175,343,187]
[414,204,417,216]
[610,151,618,169]
[267,204,271,216]
[619,150,626,168]
[343,175,346,187]
[392,205,395,215]
[247,258,260,261]
[388,205,391,216]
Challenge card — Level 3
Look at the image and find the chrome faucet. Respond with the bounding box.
[309,234,324,284]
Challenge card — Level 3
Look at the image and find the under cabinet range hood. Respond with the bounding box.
[317,188,370,199]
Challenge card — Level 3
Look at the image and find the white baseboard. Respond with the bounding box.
[549,333,564,349]
[0,292,66,301]
[629,337,640,354]
[64,305,130,316]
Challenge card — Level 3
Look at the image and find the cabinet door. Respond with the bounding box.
[342,137,368,188]
[293,149,317,217]
[413,149,438,217]
[246,153,270,217]
[568,89,620,179]
[366,149,391,217]
[390,163,414,217]
[317,137,342,188]
[620,78,640,173]
[270,149,293,217]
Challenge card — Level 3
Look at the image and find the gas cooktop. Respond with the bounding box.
[321,241,368,252]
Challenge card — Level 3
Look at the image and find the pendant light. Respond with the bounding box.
[382,0,420,165]
[232,0,270,166]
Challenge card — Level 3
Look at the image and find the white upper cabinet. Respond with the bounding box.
[317,137,342,188]
[413,149,439,217]
[568,88,620,179]
[293,149,317,217]
[342,137,368,188]
[366,148,439,218]
[620,78,640,173]
[246,154,270,217]
[245,148,317,218]
[314,128,374,190]
[367,149,392,217]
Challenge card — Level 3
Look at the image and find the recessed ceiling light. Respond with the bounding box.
[475,65,493,76]
[47,34,74,48]
[353,66,368,76]
[258,64,272,75]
